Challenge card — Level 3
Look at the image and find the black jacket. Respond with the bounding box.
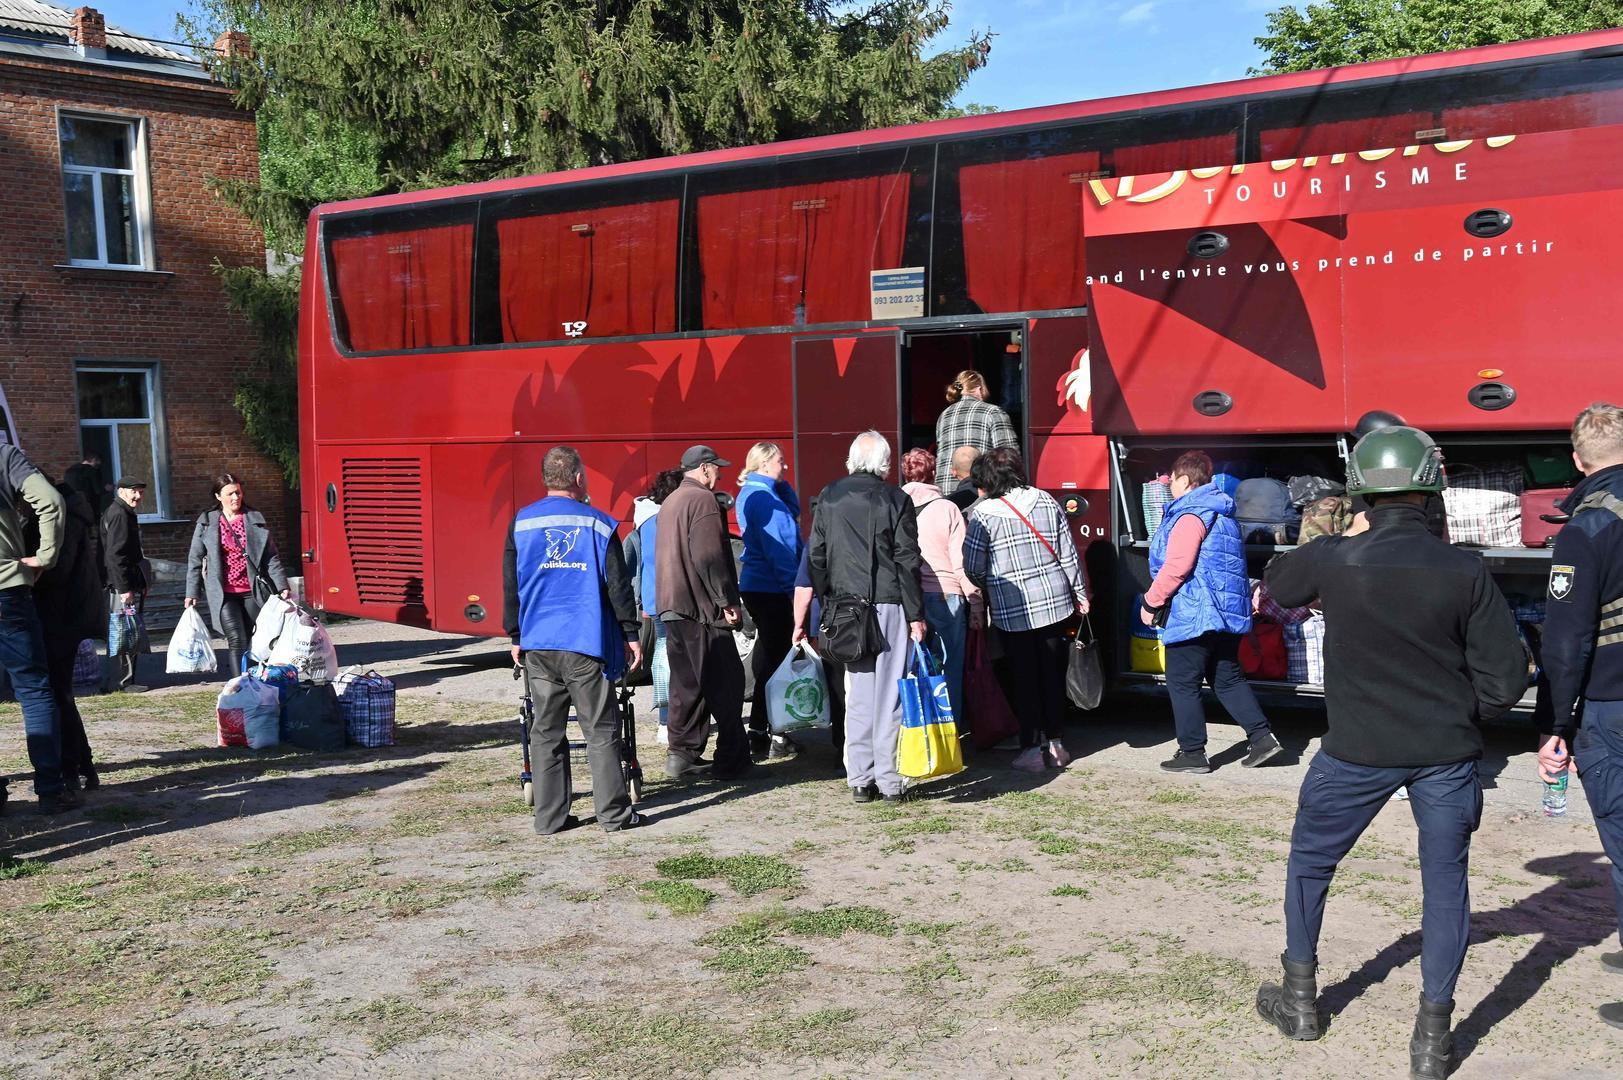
[1265,502,1526,767]
[33,485,104,644]
[101,498,147,594]
[808,472,925,623]
[1540,463,1623,737]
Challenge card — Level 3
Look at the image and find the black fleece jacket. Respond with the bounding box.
[808,472,925,622]
[1265,502,1527,767]
[1540,463,1623,736]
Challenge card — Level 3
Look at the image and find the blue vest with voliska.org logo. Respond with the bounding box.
[514,495,624,681]
[1148,483,1252,645]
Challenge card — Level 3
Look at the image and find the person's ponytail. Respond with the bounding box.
[945,369,986,405]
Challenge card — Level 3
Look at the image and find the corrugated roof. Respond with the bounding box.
[0,0,195,63]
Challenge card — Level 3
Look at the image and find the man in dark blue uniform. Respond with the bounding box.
[503,446,642,835]
[1537,402,1623,1028]
[1256,425,1526,1079]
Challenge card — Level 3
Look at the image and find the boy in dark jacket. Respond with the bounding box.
[1256,425,1526,1080]
[34,482,104,790]
[101,478,148,693]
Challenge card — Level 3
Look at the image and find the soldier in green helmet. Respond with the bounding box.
[1254,424,1526,1080]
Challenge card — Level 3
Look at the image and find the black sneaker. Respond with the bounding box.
[852,783,879,804]
[37,788,84,815]
[121,684,149,694]
[664,754,710,779]
[1160,750,1211,774]
[81,766,100,791]
[881,790,912,804]
[536,814,581,836]
[607,812,646,832]
[711,759,756,782]
[1243,733,1284,769]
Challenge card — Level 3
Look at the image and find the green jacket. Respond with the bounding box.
[0,444,64,591]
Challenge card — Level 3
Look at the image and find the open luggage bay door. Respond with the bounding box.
[792,332,902,517]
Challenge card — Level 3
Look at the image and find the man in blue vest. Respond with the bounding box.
[1141,450,1282,773]
[503,446,643,834]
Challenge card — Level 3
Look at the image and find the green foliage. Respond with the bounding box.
[637,879,716,914]
[654,850,803,896]
[1253,0,1623,75]
[0,855,47,880]
[217,263,301,487]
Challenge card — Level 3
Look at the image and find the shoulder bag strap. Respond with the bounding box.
[999,495,1092,638]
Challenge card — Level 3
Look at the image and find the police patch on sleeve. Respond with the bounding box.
[1550,564,1576,601]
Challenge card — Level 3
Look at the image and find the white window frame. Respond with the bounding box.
[58,111,155,270]
[76,363,169,521]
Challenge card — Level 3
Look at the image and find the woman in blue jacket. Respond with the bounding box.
[736,442,803,758]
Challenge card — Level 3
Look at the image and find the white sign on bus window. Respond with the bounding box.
[869,267,925,320]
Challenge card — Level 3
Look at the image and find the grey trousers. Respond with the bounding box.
[843,602,910,797]
[524,649,632,833]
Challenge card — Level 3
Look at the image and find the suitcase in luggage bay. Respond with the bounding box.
[1521,489,1571,548]
[1239,620,1288,681]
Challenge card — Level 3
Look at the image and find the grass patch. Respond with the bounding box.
[697,911,812,983]
[781,904,896,938]
[1009,942,1256,1022]
[565,1006,736,1078]
[482,871,529,897]
[655,851,802,897]
[904,952,968,993]
[242,824,362,859]
[342,996,462,1052]
[755,1007,881,1059]
[902,920,958,944]
[1051,884,1091,898]
[0,855,47,880]
[637,880,715,915]
[1149,788,1200,805]
[1032,832,1080,856]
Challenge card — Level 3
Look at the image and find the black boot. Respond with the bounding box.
[1409,995,1453,1080]
[1256,953,1321,1040]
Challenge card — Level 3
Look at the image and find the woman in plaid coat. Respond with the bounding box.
[962,449,1089,771]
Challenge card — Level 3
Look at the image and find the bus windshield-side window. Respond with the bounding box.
[485,184,680,343]
[325,207,475,353]
[692,150,924,329]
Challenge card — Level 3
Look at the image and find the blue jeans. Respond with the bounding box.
[922,592,967,723]
[0,586,64,797]
[1575,699,1623,948]
[1285,751,1481,1004]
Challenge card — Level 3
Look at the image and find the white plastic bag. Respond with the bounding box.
[765,643,831,735]
[166,607,218,674]
[269,610,339,683]
[250,595,297,662]
[217,674,281,749]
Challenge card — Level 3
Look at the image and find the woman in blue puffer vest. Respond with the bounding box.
[735,442,804,758]
[1141,451,1282,775]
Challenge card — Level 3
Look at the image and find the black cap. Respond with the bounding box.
[116,477,148,489]
[680,445,730,470]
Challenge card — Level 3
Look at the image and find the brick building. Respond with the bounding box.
[0,1,287,567]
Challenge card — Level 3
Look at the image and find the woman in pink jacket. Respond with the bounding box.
[900,448,982,717]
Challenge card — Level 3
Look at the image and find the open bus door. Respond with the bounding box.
[792,331,902,521]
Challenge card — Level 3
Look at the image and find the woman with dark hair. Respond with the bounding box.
[899,447,980,717]
[962,448,1089,771]
[185,473,290,677]
[631,467,686,745]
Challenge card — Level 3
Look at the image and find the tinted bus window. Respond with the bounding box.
[325,205,476,353]
[934,107,1243,316]
[690,149,929,329]
[1253,53,1623,160]
[477,179,682,344]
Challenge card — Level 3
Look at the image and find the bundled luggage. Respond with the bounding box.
[1141,476,1172,538]
[1239,620,1288,680]
[1234,478,1300,545]
[764,644,831,736]
[896,646,963,781]
[283,681,344,752]
[72,639,101,692]
[1251,578,1314,625]
[250,594,297,661]
[1442,463,1523,548]
[335,668,397,747]
[217,674,282,749]
[1285,614,1326,685]
[267,608,339,683]
[166,607,218,675]
[108,604,149,659]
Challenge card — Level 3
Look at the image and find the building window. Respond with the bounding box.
[76,365,166,518]
[60,114,150,269]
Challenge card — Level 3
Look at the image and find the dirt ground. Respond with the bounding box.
[1,622,1621,1079]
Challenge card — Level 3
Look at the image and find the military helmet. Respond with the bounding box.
[1346,425,1446,497]
[1353,409,1407,440]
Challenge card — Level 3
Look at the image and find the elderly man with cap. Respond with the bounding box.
[655,445,751,781]
[101,476,149,693]
[1255,425,1526,1079]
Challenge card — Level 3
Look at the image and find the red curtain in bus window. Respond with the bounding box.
[497,199,679,342]
[1110,135,1237,176]
[330,224,473,351]
[1258,113,1435,159]
[958,151,1099,315]
[697,173,910,328]
[1442,91,1623,138]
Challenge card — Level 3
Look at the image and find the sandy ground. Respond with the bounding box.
[0,619,1618,1079]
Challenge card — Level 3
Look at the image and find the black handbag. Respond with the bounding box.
[816,490,885,665]
[1066,616,1105,711]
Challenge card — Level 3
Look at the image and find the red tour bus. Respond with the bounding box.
[299,28,1623,700]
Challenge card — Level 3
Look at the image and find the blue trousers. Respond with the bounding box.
[1285,750,1481,1004]
[1575,699,1623,948]
[922,591,967,724]
[0,586,63,797]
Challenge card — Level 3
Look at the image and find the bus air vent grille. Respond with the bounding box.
[341,457,427,611]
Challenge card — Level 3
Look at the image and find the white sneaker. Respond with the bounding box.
[1047,739,1072,768]
[1391,786,1409,801]
[655,725,668,747]
[768,734,797,759]
[1012,747,1046,773]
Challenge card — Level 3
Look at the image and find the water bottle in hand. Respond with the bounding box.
[1543,762,1570,817]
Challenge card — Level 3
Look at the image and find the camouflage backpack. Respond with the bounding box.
[1299,495,1353,543]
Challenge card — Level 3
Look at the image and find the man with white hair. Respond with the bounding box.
[808,431,927,803]
[1538,402,1623,1029]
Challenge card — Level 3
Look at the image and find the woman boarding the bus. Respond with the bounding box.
[185,474,291,677]
[933,370,1018,491]
[735,442,804,759]
[899,447,981,720]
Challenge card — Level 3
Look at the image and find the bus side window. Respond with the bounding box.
[327,208,476,353]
